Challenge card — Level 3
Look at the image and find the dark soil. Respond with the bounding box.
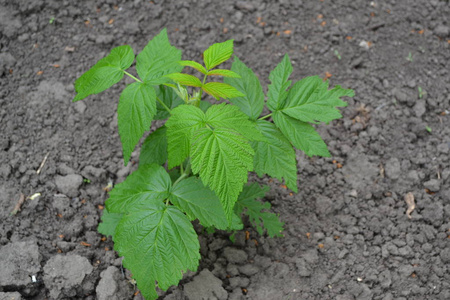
[1,0,449,299]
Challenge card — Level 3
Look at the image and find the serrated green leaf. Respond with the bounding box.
[273,111,330,157]
[136,28,182,84]
[165,73,202,87]
[165,105,206,168]
[267,54,292,111]
[203,39,234,70]
[202,82,245,100]
[207,69,241,78]
[154,85,184,120]
[205,103,264,141]
[169,177,228,229]
[106,164,171,213]
[251,120,298,192]
[98,209,123,238]
[118,82,157,165]
[234,183,284,237]
[191,127,254,222]
[140,127,168,166]
[179,60,208,74]
[224,57,264,120]
[280,76,352,124]
[115,201,200,300]
[73,45,134,101]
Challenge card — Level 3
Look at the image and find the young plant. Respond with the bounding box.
[73,28,353,299]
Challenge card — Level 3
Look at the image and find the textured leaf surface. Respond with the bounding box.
[73,45,134,101]
[165,73,202,87]
[179,60,207,74]
[154,85,184,120]
[140,127,168,166]
[165,105,205,168]
[202,82,244,100]
[224,57,264,120]
[191,127,254,221]
[169,177,228,229]
[207,69,240,78]
[118,82,156,165]
[98,209,123,238]
[273,112,330,157]
[115,201,200,300]
[251,120,298,192]
[106,164,171,213]
[205,103,263,141]
[136,28,182,84]
[280,76,352,124]
[267,54,292,111]
[235,183,284,237]
[203,40,234,70]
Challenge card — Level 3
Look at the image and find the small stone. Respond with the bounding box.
[398,246,413,258]
[235,1,256,12]
[302,249,319,264]
[315,195,334,215]
[413,101,426,118]
[423,179,440,192]
[385,157,401,179]
[421,243,432,253]
[82,165,107,183]
[296,258,311,277]
[437,143,449,154]
[95,34,114,45]
[238,264,260,276]
[55,174,83,197]
[398,265,414,277]
[184,269,228,300]
[229,276,250,289]
[440,248,450,263]
[96,266,132,300]
[223,247,248,264]
[73,101,86,114]
[209,238,228,252]
[434,25,450,38]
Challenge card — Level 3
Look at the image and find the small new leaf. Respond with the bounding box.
[106,164,171,213]
[203,39,234,70]
[73,45,134,101]
[202,82,245,100]
[118,82,157,165]
[170,177,228,229]
[115,201,200,300]
[234,183,284,237]
[140,127,168,166]
[273,112,330,157]
[179,60,208,75]
[224,57,264,120]
[136,28,182,84]
[165,73,203,87]
[267,54,293,111]
[207,69,241,78]
[251,120,298,192]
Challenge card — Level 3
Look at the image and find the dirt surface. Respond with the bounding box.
[1,0,449,299]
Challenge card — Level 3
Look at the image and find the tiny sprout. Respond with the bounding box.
[406,52,413,62]
[334,49,341,60]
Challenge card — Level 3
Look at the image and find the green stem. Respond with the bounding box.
[258,113,272,120]
[197,73,208,106]
[173,159,191,187]
[156,96,171,114]
[124,70,142,83]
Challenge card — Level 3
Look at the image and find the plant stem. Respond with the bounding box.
[173,159,191,187]
[197,73,208,106]
[156,96,171,113]
[124,71,142,83]
[258,113,272,120]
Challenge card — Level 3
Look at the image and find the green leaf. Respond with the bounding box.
[224,57,264,120]
[251,120,298,192]
[203,39,234,70]
[165,105,205,168]
[115,201,200,300]
[165,73,203,87]
[179,60,208,74]
[154,85,184,120]
[202,82,245,100]
[273,111,330,157]
[280,76,352,124]
[118,82,156,165]
[136,28,182,84]
[98,209,123,238]
[191,127,254,222]
[73,45,134,101]
[235,183,284,237]
[140,127,167,166]
[199,100,212,112]
[106,164,171,213]
[267,54,292,111]
[207,69,241,78]
[169,177,228,229]
[205,103,264,141]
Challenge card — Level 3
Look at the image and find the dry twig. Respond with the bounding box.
[10,193,25,215]
[405,192,415,219]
